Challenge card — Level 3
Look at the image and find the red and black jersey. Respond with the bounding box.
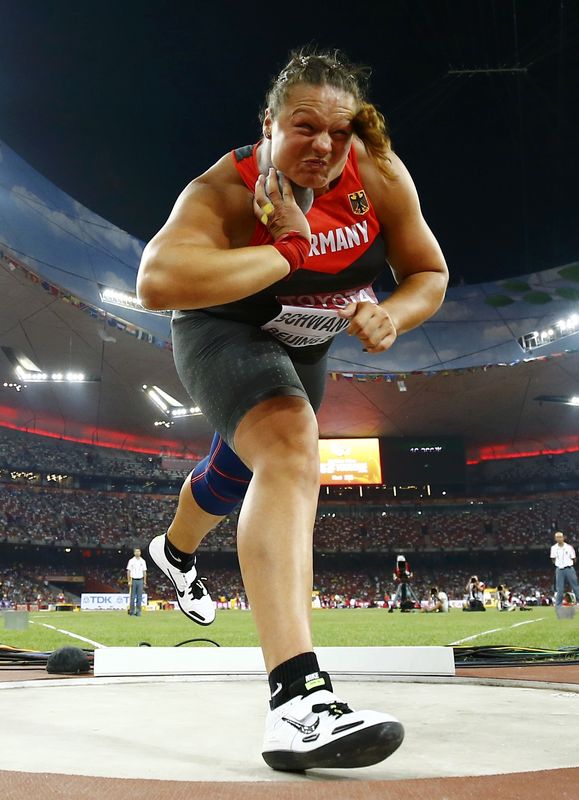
[191,141,388,331]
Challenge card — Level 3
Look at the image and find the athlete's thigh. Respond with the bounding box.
[171,311,315,447]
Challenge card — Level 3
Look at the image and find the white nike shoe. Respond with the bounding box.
[262,671,404,771]
[148,534,215,625]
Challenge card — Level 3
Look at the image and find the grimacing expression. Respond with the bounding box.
[266,84,357,192]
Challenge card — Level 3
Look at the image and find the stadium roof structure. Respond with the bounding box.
[1,138,579,462]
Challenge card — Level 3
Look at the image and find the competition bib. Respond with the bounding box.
[261,286,377,348]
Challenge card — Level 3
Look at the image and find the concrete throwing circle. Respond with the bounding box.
[0,677,578,781]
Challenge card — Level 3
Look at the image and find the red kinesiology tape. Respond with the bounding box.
[272,231,311,277]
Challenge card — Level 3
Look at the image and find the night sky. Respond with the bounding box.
[1,0,578,289]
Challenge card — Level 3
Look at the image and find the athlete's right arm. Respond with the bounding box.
[137,158,308,311]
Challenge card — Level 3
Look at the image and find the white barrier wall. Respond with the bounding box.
[81,593,148,610]
[94,646,455,677]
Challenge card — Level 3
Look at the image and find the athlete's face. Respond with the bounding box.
[266,84,357,194]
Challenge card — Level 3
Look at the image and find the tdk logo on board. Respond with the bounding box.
[81,592,140,610]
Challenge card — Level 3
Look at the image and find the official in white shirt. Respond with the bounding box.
[126,548,147,616]
[550,531,579,607]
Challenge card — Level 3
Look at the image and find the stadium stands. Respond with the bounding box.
[0,428,577,609]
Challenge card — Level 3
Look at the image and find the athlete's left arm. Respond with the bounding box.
[339,148,449,353]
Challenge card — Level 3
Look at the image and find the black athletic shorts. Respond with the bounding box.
[172,311,330,449]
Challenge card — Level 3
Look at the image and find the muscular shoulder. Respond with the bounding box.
[182,153,252,218]
[354,140,418,216]
[157,152,254,248]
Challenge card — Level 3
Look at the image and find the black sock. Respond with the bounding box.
[163,536,195,571]
[268,652,326,709]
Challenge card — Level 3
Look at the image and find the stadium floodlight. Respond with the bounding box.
[142,384,203,419]
[13,369,88,383]
[534,394,579,406]
[99,286,170,316]
[518,313,579,352]
[1,346,43,380]
[170,406,202,418]
[13,368,91,383]
[15,366,48,382]
[51,371,86,382]
[0,346,96,384]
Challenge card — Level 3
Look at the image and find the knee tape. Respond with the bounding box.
[190,433,252,515]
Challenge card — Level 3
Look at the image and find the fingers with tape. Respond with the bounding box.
[260,201,274,225]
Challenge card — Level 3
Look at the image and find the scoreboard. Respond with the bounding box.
[319,438,382,486]
[380,436,466,485]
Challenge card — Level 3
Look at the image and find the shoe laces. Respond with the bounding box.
[311,700,352,717]
[189,577,208,600]
[169,558,197,592]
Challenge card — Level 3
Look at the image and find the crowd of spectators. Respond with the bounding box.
[0,561,556,609]
[1,482,578,553]
[491,503,552,547]
[0,565,62,607]
[427,511,488,549]
[1,428,578,492]
[0,428,200,482]
[0,428,576,613]
[314,513,423,552]
[0,484,175,547]
[471,451,579,489]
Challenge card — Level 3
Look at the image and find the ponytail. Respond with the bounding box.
[352,102,397,181]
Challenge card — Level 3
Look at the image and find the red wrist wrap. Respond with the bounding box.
[272,231,311,277]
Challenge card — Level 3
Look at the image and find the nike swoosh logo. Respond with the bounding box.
[271,683,283,698]
[282,715,320,735]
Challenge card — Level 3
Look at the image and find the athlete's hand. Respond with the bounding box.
[253,168,310,242]
[337,301,398,353]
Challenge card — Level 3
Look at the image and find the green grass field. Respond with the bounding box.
[2,606,577,654]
